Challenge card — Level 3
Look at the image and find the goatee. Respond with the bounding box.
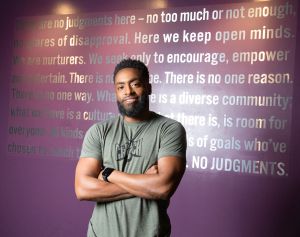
[117,94,149,118]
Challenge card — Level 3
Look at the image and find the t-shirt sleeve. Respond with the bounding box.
[158,121,187,159]
[80,124,102,160]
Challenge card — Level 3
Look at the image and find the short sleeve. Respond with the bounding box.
[158,121,187,159]
[80,124,102,160]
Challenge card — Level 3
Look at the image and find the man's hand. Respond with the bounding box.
[75,158,133,202]
[145,164,158,175]
[98,167,105,181]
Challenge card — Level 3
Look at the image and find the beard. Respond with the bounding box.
[117,93,149,118]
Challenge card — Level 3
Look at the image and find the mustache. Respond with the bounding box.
[122,96,138,101]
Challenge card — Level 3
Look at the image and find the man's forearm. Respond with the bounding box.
[108,171,170,200]
[105,157,185,200]
[75,175,134,202]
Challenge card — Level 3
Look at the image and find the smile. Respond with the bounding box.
[123,97,138,103]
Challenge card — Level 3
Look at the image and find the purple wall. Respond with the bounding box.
[1,1,300,237]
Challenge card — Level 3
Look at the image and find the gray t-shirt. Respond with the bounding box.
[80,112,186,237]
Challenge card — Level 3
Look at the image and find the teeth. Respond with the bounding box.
[125,99,136,103]
[124,98,136,102]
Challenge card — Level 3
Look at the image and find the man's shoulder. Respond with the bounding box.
[151,112,185,131]
[152,112,182,124]
[87,115,121,132]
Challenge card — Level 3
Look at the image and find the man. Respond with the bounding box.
[75,58,187,237]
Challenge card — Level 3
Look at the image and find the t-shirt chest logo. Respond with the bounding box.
[115,138,143,162]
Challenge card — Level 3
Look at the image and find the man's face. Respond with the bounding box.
[114,68,151,117]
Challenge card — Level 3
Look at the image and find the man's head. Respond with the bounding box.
[113,58,150,84]
[113,58,152,118]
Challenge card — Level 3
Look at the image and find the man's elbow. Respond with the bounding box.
[156,176,183,200]
[75,186,86,201]
[74,179,90,201]
[157,192,172,200]
[152,185,175,200]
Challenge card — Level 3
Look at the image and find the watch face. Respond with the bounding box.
[103,167,114,182]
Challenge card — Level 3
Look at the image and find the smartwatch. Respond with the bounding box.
[102,167,115,182]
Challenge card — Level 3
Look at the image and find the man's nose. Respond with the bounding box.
[124,84,134,95]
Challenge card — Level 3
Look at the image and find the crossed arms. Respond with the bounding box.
[75,155,186,202]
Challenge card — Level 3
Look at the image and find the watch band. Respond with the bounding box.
[102,167,115,182]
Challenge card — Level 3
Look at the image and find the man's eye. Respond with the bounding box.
[117,86,124,90]
[131,82,141,87]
